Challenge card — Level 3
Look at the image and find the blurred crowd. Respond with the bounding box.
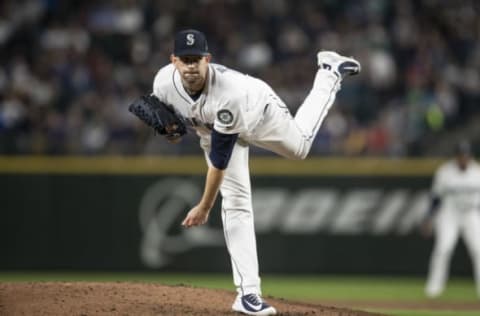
[0,0,479,156]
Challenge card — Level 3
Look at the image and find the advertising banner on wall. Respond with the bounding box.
[0,157,471,275]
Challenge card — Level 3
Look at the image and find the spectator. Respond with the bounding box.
[0,0,478,156]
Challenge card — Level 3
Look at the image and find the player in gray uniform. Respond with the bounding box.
[153,29,361,315]
[423,141,480,298]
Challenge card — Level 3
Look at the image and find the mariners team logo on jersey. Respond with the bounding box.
[217,110,234,125]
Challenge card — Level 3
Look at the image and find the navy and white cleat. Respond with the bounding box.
[317,51,361,78]
[232,293,277,316]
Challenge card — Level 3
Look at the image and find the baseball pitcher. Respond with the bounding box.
[131,29,360,315]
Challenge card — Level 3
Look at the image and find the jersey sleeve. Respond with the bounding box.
[431,166,446,196]
[213,96,248,134]
[209,129,238,170]
[152,65,171,101]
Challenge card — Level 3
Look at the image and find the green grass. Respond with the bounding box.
[0,272,478,316]
[262,275,476,301]
[373,311,480,316]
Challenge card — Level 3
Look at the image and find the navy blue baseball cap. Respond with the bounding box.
[455,140,472,156]
[174,29,209,57]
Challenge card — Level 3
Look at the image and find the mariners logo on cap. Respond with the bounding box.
[186,34,195,46]
[174,29,209,56]
[217,110,234,125]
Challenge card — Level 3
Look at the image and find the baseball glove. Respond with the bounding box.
[128,94,187,139]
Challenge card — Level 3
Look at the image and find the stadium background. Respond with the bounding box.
[1,0,479,315]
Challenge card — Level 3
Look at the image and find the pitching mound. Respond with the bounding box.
[0,282,380,316]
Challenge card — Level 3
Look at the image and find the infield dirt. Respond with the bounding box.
[0,282,382,316]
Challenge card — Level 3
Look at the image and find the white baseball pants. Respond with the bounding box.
[204,143,260,295]
[425,207,480,298]
[249,69,340,159]
[202,68,341,295]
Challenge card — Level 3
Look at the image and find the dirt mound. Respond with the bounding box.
[0,282,381,316]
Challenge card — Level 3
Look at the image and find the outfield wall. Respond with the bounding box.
[0,156,473,275]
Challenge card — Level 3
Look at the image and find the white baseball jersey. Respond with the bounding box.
[153,63,269,137]
[432,160,480,212]
[152,61,340,296]
[426,159,480,298]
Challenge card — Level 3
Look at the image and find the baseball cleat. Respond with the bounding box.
[317,51,361,78]
[232,293,277,315]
